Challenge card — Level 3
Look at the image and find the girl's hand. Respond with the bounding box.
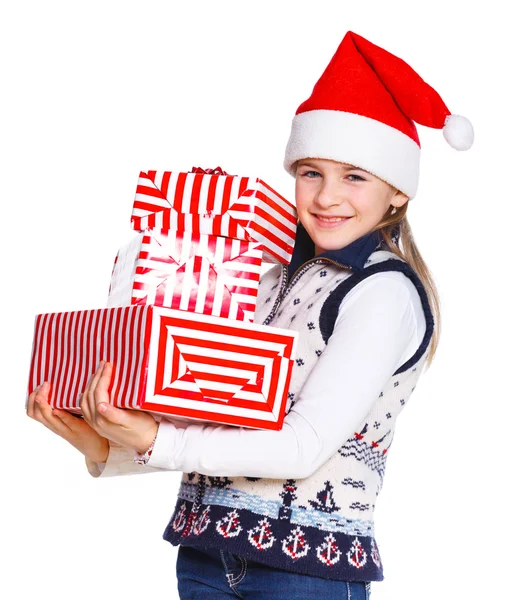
[80,361,158,455]
[26,382,110,463]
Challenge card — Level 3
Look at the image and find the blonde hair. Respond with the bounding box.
[374,201,440,371]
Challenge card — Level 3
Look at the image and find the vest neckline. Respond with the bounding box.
[288,223,391,279]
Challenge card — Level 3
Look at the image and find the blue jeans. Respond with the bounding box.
[176,545,371,599]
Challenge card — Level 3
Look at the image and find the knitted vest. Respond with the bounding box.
[162,246,435,582]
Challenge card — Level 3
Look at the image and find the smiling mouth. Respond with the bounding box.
[313,215,353,223]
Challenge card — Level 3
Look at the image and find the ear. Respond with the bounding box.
[391,189,409,209]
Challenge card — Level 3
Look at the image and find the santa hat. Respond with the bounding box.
[283,31,474,199]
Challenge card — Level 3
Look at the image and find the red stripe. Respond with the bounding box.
[105,308,116,382]
[91,309,105,405]
[221,176,234,214]
[237,176,250,197]
[51,313,63,407]
[228,215,239,238]
[153,279,165,306]
[160,171,171,199]
[69,311,81,408]
[190,173,204,212]
[218,284,231,319]
[206,175,218,213]
[40,313,52,386]
[235,301,257,313]
[229,285,258,297]
[76,311,91,409]
[162,205,170,230]
[41,314,52,390]
[61,312,75,409]
[53,312,67,408]
[264,355,281,413]
[156,316,173,393]
[71,311,87,407]
[173,172,188,213]
[135,184,166,201]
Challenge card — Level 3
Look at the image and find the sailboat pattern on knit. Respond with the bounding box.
[163,247,435,582]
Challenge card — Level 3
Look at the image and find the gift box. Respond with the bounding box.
[131,169,297,264]
[108,229,263,323]
[27,305,298,431]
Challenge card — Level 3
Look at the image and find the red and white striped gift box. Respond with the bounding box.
[131,170,297,264]
[108,230,263,322]
[27,306,298,430]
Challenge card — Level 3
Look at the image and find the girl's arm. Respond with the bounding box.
[88,271,423,479]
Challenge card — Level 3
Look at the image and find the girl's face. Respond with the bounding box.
[295,158,409,255]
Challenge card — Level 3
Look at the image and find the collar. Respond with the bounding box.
[287,222,386,279]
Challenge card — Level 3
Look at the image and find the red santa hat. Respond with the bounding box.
[283,31,474,199]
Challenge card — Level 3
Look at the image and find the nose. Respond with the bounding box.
[313,179,345,211]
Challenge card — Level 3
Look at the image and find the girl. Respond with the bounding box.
[26,31,473,599]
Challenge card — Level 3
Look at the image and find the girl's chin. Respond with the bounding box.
[311,231,354,254]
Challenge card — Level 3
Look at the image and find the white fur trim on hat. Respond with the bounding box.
[283,109,421,199]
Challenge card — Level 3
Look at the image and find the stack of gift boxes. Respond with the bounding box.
[27,167,299,431]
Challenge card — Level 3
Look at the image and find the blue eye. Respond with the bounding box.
[347,174,365,182]
[301,170,321,178]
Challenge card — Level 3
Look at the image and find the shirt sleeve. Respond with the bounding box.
[85,440,170,478]
[145,271,422,479]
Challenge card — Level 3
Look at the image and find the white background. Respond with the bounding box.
[1,1,507,599]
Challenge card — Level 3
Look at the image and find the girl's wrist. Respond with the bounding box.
[87,438,110,464]
[134,423,159,464]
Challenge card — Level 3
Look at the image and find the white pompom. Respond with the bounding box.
[443,114,474,150]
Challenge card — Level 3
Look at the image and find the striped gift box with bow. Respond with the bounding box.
[131,170,297,264]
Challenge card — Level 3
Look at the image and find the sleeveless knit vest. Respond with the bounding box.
[162,245,435,582]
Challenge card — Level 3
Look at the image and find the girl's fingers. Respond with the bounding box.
[80,390,92,423]
[81,361,105,425]
[94,362,112,409]
[88,361,105,399]
[31,382,69,436]
[27,382,50,419]
[83,360,102,394]
[26,387,38,419]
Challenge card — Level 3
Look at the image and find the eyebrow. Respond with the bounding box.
[297,162,365,173]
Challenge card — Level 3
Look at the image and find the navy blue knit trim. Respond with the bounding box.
[319,259,435,375]
[288,223,384,279]
[163,500,384,582]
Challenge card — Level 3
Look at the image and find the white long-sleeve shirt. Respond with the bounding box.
[88,270,425,478]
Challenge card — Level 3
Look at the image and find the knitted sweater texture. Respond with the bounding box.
[162,228,435,582]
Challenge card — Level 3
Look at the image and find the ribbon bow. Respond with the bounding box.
[190,166,232,176]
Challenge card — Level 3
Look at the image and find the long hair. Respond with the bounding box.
[374,201,440,371]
